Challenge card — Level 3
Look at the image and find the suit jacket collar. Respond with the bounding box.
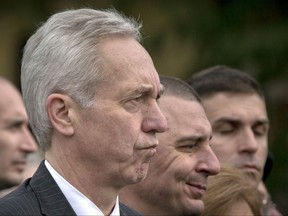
[30,161,139,216]
[30,160,76,216]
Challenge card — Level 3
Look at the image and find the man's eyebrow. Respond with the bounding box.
[214,117,240,123]
[175,135,209,144]
[135,84,153,94]
[175,136,197,144]
[254,119,270,126]
[132,84,164,97]
[123,84,152,98]
[215,117,270,125]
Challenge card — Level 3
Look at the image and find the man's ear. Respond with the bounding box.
[46,94,76,136]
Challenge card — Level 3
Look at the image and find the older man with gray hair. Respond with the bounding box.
[0,8,167,216]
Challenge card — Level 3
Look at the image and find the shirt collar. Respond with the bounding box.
[45,160,120,216]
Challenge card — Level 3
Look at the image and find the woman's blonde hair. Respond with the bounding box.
[202,165,262,216]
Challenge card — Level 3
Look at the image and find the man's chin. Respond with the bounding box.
[134,166,149,183]
[125,164,150,185]
[182,199,204,216]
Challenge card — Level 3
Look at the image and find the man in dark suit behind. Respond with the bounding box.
[0,8,168,215]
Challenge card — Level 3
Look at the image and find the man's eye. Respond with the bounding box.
[133,96,142,102]
[178,143,197,153]
[129,96,143,105]
[8,122,23,132]
[253,126,267,136]
[219,128,234,134]
[214,124,235,134]
[123,97,143,113]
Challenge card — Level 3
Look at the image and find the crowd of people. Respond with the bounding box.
[0,7,282,216]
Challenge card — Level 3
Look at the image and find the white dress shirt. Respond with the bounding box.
[45,160,120,216]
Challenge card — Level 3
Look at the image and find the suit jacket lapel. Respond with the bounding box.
[30,161,76,216]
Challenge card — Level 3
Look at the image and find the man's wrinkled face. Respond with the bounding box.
[0,82,38,190]
[126,95,220,215]
[202,93,269,185]
[72,37,168,187]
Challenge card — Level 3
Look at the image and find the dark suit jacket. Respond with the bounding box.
[0,161,142,216]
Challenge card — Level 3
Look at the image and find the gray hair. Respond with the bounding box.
[21,8,142,150]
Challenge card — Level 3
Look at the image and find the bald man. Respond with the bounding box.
[0,77,38,191]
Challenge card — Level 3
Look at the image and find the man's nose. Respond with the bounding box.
[206,147,221,176]
[196,146,220,176]
[141,101,168,134]
[20,128,38,153]
[238,128,258,153]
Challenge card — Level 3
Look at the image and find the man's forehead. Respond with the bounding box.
[204,91,264,100]
[0,87,27,123]
[203,93,267,112]
[124,80,162,95]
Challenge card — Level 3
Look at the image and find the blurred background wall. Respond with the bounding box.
[0,0,287,213]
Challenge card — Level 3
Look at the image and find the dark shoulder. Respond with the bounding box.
[0,178,41,215]
[120,202,143,216]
